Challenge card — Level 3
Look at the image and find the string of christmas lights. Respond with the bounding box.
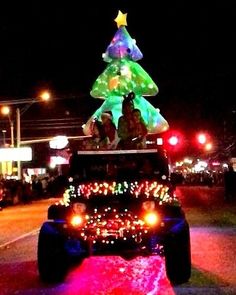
[62,181,178,206]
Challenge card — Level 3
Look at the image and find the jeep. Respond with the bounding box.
[37,148,191,285]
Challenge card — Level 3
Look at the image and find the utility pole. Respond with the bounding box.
[10,120,14,147]
[2,130,6,146]
[16,108,21,179]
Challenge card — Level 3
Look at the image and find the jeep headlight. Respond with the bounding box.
[71,215,84,227]
[144,212,159,226]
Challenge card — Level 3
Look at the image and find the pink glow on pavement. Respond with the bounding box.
[58,256,174,295]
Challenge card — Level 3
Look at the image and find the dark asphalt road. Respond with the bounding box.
[0,190,236,294]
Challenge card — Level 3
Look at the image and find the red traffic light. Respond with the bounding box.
[197,133,207,144]
[162,129,183,150]
[168,135,179,146]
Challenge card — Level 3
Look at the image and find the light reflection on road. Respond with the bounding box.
[58,256,174,295]
[1,199,236,294]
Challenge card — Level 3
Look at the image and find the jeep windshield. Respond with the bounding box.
[69,148,169,183]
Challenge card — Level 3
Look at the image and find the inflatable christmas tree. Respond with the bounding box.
[83,10,169,135]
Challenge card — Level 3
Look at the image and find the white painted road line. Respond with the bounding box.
[0,228,39,249]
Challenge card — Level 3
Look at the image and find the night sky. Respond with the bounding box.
[0,1,235,138]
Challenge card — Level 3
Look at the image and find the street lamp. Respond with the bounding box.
[1,90,51,179]
[16,91,51,179]
[0,106,14,147]
[40,91,50,101]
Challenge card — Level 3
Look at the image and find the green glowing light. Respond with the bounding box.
[90,58,158,99]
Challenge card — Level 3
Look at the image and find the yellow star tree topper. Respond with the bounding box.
[114,10,127,28]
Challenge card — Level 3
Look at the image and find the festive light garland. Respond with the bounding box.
[59,181,180,244]
[69,207,157,244]
[62,181,178,206]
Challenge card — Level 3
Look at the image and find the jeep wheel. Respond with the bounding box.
[37,222,68,283]
[164,223,191,285]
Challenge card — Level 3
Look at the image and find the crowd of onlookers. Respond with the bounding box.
[171,165,236,202]
[0,173,68,209]
[171,171,225,187]
[82,92,148,150]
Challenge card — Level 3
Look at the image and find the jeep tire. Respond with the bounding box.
[164,223,191,285]
[37,222,68,283]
